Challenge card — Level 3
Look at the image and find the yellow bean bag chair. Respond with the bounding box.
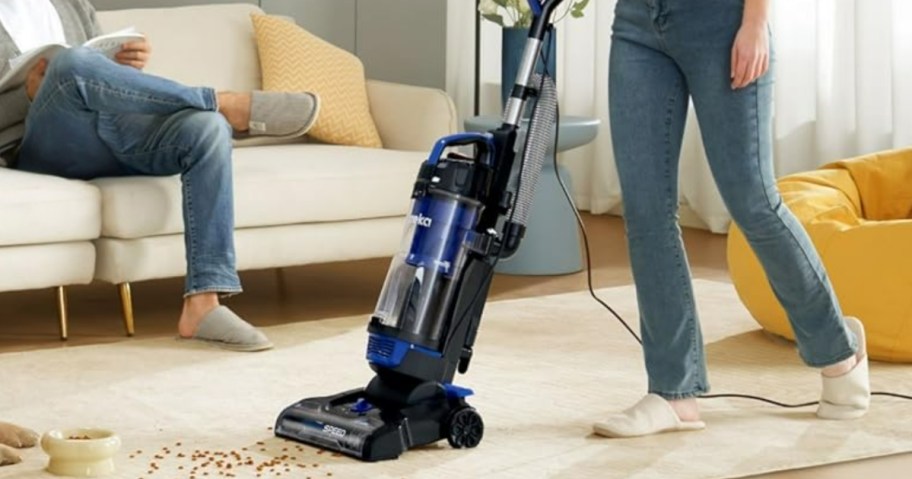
[728,148,912,362]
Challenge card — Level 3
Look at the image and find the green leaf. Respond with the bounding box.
[482,13,506,26]
[572,0,590,17]
[492,0,509,7]
[522,13,533,28]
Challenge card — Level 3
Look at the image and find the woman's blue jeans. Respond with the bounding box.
[609,0,857,399]
[18,47,241,296]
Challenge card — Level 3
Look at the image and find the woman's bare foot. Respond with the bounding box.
[216,92,252,133]
[668,398,701,422]
[177,293,220,338]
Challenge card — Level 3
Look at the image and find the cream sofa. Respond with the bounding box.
[0,3,457,338]
[0,169,100,338]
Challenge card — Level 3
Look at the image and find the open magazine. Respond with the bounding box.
[0,27,145,92]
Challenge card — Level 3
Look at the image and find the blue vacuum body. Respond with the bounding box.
[276,0,565,461]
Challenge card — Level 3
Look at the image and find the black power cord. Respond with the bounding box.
[543,44,912,408]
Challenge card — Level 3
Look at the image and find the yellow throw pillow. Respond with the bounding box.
[251,14,383,148]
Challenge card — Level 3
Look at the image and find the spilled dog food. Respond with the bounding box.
[128,427,341,478]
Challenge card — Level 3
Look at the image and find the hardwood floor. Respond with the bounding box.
[0,213,905,478]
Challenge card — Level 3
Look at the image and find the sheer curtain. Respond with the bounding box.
[461,0,912,233]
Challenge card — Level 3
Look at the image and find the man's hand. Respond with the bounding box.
[115,39,151,70]
[25,58,48,101]
[730,21,770,90]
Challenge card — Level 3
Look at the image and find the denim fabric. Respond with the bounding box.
[18,47,241,296]
[608,0,857,399]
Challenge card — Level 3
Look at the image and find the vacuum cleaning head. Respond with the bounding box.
[275,387,483,462]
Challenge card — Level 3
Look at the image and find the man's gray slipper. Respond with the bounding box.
[179,306,274,352]
[247,90,320,137]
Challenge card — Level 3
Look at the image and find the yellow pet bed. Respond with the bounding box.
[728,148,912,362]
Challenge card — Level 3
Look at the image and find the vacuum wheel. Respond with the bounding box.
[446,406,484,449]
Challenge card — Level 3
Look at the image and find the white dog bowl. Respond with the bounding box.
[40,428,121,477]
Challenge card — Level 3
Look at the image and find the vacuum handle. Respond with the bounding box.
[502,0,565,127]
[527,0,566,40]
[426,133,495,166]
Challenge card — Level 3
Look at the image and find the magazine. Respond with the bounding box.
[0,27,144,91]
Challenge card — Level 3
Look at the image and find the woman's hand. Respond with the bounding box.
[730,21,769,89]
[25,58,48,101]
[115,39,151,70]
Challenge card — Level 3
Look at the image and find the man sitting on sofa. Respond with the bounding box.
[0,0,319,351]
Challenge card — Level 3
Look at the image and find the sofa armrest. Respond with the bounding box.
[367,80,458,152]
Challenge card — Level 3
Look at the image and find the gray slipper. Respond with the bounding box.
[247,90,321,137]
[180,306,273,352]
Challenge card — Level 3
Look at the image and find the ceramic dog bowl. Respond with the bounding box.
[40,428,121,477]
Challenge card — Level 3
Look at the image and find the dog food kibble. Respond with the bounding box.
[124,432,338,477]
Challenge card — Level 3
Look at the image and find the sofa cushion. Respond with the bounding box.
[252,14,383,149]
[97,4,263,92]
[0,168,101,247]
[92,145,425,239]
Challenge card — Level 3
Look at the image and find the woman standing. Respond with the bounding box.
[594,0,870,437]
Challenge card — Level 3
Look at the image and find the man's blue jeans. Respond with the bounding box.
[18,47,241,296]
[609,0,857,399]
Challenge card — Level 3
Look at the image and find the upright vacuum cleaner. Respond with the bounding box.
[275,0,564,461]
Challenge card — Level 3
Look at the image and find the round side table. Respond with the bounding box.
[464,115,600,275]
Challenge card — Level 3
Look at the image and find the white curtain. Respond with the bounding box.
[461,0,912,234]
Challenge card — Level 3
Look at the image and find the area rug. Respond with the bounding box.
[1,280,910,479]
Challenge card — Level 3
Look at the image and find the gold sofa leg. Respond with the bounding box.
[56,286,68,341]
[275,268,287,299]
[118,283,135,337]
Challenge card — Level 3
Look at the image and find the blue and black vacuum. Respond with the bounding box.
[275,0,563,461]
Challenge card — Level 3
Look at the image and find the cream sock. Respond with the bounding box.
[817,317,871,420]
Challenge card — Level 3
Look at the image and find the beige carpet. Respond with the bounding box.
[1,280,911,479]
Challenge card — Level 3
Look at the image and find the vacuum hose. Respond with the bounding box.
[508,73,558,227]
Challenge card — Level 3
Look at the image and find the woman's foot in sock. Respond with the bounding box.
[817,317,870,419]
[822,354,857,377]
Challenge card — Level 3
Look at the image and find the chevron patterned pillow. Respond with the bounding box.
[251,14,383,148]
